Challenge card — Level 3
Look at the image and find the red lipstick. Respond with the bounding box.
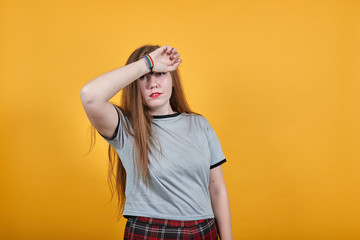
[149,92,162,98]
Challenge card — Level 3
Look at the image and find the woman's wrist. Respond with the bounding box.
[138,57,151,75]
[142,55,154,73]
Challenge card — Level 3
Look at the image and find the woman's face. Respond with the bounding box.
[138,72,174,115]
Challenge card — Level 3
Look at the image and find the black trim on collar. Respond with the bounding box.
[152,112,181,119]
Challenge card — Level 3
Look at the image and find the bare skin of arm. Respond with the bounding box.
[80,45,181,138]
[209,165,233,240]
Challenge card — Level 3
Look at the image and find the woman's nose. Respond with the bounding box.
[148,74,159,88]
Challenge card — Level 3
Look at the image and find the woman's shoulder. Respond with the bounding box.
[180,112,203,118]
[180,112,210,126]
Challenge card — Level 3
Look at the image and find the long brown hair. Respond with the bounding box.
[85,45,200,221]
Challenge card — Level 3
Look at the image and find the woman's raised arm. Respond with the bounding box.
[79,45,181,139]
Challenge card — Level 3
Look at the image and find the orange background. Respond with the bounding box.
[1,0,359,239]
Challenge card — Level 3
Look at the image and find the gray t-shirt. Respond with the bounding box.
[98,104,226,220]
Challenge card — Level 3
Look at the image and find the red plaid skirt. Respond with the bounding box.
[124,216,218,240]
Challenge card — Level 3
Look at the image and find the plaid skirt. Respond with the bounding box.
[124,216,218,240]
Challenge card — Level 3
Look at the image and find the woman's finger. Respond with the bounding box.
[173,58,182,67]
[162,45,171,54]
[169,52,179,62]
[167,58,181,71]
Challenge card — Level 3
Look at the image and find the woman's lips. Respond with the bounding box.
[149,93,162,98]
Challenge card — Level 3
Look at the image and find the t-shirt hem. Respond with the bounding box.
[123,211,215,221]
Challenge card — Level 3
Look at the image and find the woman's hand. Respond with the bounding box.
[147,45,182,73]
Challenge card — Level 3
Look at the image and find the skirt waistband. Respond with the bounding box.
[131,216,207,227]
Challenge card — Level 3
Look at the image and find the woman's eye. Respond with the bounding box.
[140,72,165,80]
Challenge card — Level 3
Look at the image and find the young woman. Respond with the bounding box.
[80,45,233,240]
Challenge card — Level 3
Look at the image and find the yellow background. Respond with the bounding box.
[1,0,359,239]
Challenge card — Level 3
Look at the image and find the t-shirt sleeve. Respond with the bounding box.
[203,117,227,169]
[97,104,128,150]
